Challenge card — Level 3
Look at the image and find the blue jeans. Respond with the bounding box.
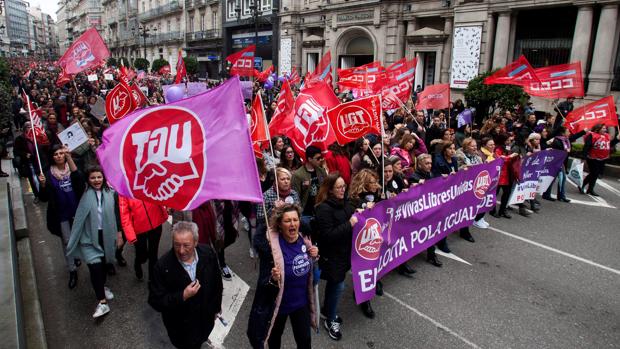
[544,170,567,199]
[323,279,345,323]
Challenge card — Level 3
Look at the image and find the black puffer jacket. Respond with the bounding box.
[315,197,355,283]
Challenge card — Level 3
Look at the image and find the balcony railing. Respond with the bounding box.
[138,1,183,22]
[186,0,217,9]
[145,31,184,45]
[186,29,220,42]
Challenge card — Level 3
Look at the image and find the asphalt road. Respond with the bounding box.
[26,176,620,349]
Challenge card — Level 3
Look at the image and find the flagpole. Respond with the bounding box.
[379,96,386,198]
[22,90,43,175]
[260,92,280,199]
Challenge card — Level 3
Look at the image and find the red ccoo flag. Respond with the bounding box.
[565,96,618,134]
[327,95,382,145]
[226,45,256,77]
[175,49,187,84]
[106,82,136,124]
[415,83,450,110]
[524,62,584,98]
[56,27,110,75]
[381,57,417,110]
[268,80,296,137]
[484,55,539,87]
[21,91,50,145]
[130,83,148,108]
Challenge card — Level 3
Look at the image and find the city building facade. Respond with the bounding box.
[4,0,30,56]
[278,0,620,104]
[185,0,223,78]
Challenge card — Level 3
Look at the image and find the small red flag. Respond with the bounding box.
[130,83,148,108]
[524,62,584,98]
[306,51,333,86]
[268,80,296,137]
[56,27,110,75]
[416,84,450,110]
[484,55,539,87]
[380,57,418,110]
[226,45,256,77]
[175,50,187,84]
[565,96,618,134]
[105,82,136,124]
[327,95,382,145]
[250,93,268,143]
[255,65,274,83]
[22,91,50,145]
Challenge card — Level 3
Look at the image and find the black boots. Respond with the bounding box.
[360,301,375,319]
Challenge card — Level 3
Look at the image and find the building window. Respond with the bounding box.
[189,16,194,32]
[212,11,217,29]
[167,20,171,32]
[227,0,238,20]
[307,52,318,73]
[261,0,271,12]
[200,14,205,31]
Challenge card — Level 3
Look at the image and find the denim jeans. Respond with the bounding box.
[323,279,345,322]
[544,170,567,199]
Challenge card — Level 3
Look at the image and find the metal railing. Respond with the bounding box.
[145,31,184,45]
[138,1,183,22]
[186,29,220,42]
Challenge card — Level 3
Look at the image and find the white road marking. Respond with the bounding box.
[488,226,620,276]
[208,269,250,348]
[597,179,620,197]
[384,291,482,349]
[435,249,472,266]
[564,197,616,208]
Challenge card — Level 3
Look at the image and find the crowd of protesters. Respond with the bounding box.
[3,57,620,349]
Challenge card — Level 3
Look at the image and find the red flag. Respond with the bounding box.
[416,84,450,110]
[130,83,148,108]
[327,95,382,145]
[56,66,71,87]
[523,62,584,98]
[56,27,110,75]
[484,55,539,87]
[381,57,417,110]
[271,80,340,157]
[337,62,385,92]
[105,82,136,124]
[307,51,333,86]
[22,91,50,145]
[565,96,618,134]
[175,50,187,84]
[226,45,256,77]
[250,93,268,142]
[268,80,296,137]
[255,65,274,83]
[158,64,171,75]
[288,67,300,84]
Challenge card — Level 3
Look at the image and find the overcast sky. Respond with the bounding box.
[29,0,59,20]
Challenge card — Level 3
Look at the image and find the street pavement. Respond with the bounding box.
[25,176,620,349]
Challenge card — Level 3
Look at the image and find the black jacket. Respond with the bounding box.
[149,245,223,349]
[410,169,433,183]
[315,197,355,283]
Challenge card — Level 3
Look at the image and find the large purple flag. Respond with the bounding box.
[97,77,263,210]
[351,159,503,304]
[508,149,567,205]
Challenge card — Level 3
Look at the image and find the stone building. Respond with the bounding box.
[278,0,620,104]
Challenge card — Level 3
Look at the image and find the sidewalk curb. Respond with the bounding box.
[17,238,48,349]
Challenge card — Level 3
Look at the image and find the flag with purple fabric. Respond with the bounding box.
[96,77,263,210]
[457,108,473,128]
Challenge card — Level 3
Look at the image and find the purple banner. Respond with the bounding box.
[351,159,503,304]
[508,149,568,205]
[162,82,208,103]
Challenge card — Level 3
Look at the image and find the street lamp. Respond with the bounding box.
[132,25,157,60]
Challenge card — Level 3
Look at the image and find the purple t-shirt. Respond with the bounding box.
[50,175,78,222]
[278,235,311,315]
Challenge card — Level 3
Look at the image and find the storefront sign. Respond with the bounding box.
[337,12,373,23]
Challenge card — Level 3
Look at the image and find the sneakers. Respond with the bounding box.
[249,248,256,259]
[320,311,343,324]
[240,216,250,232]
[324,319,342,341]
[104,287,114,300]
[472,219,489,229]
[92,302,110,318]
[221,266,232,281]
